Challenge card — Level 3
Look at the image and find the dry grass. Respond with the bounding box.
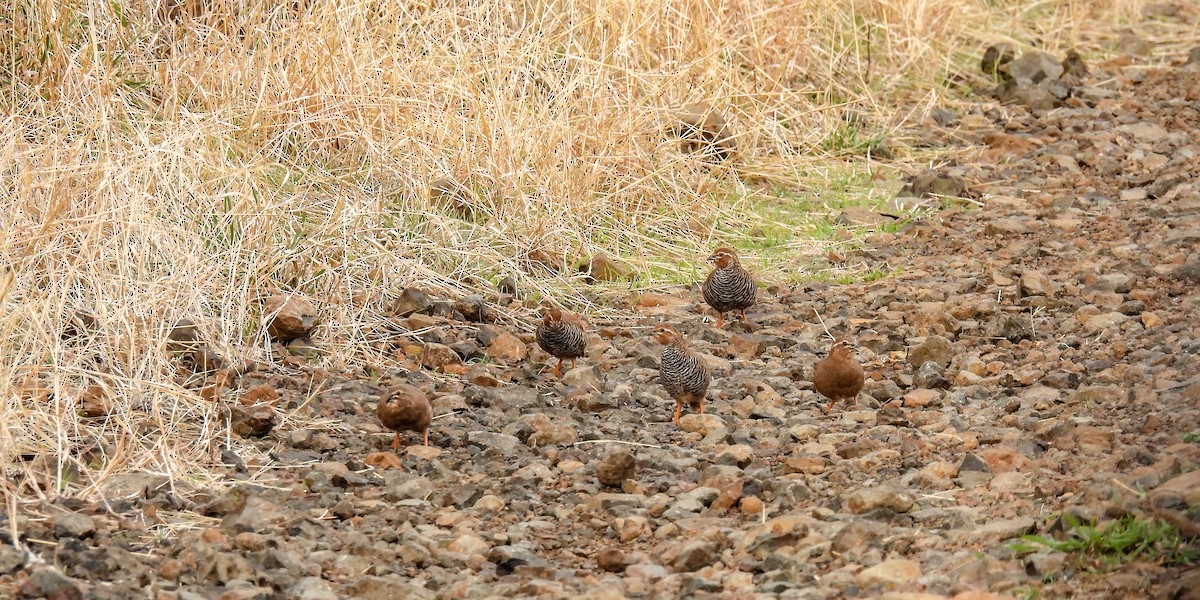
[0,0,1185,510]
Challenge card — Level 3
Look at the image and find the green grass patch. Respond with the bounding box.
[1182,431,1200,444]
[1010,514,1200,570]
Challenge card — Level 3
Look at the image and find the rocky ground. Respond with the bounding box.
[4,48,1200,600]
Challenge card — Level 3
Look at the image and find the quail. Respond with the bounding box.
[536,308,587,378]
[701,246,756,328]
[377,383,433,447]
[812,339,864,413]
[654,324,711,423]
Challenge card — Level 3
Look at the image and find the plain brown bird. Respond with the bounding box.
[377,383,433,448]
[813,339,864,413]
[701,247,756,328]
[653,324,712,423]
[536,308,587,378]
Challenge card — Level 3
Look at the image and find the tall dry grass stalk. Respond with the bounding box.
[0,0,1164,503]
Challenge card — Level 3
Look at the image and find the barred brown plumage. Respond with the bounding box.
[701,247,756,328]
[813,339,864,413]
[653,324,712,424]
[377,383,433,447]
[536,308,587,378]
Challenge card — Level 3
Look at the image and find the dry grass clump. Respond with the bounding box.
[0,0,1177,502]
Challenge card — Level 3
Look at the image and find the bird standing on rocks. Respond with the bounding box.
[654,324,711,423]
[377,383,433,447]
[536,308,587,378]
[813,339,864,413]
[701,247,756,328]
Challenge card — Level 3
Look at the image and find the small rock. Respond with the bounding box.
[392,287,434,317]
[1186,46,1200,67]
[486,332,527,363]
[497,276,518,296]
[579,251,630,282]
[597,449,637,487]
[429,177,480,217]
[836,207,894,227]
[562,365,603,391]
[1116,29,1150,56]
[903,388,941,408]
[1084,312,1129,332]
[908,335,953,368]
[596,547,628,573]
[915,362,950,390]
[995,78,1056,110]
[167,317,203,352]
[78,384,112,418]
[670,539,720,572]
[899,170,967,199]
[984,217,1033,235]
[468,431,521,453]
[832,520,884,554]
[473,495,505,511]
[1020,270,1054,298]
[20,566,81,600]
[1142,309,1161,328]
[420,343,462,371]
[678,414,725,435]
[407,445,441,460]
[959,453,990,472]
[930,107,957,127]
[286,577,339,600]
[675,103,737,162]
[449,533,490,556]
[716,445,753,468]
[453,295,488,322]
[974,516,1036,541]
[262,295,319,342]
[230,405,278,438]
[981,42,1017,77]
[0,544,26,574]
[53,512,96,539]
[726,334,769,359]
[1003,51,1064,82]
[1152,470,1200,506]
[1061,49,1089,78]
[856,558,921,589]
[527,423,578,446]
[845,486,914,514]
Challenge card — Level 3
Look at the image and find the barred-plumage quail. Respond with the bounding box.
[813,339,864,413]
[701,247,756,328]
[536,308,587,378]
[654,324,712,423]
[377,383,433,447]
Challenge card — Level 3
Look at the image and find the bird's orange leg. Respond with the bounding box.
[553,359,563,378]
[825,397,837,414]
[698,400,704,415]
[391,433,400,449]
[715,312,724,328]
[672,403,683,423]
[570,358,577,371]
[740,309,748,323]
[423,430,429,447]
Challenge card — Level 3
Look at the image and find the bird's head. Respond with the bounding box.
[706,247,739,269]
[542,307,564,325]
[829,338,857,356]
[652,324,681,345]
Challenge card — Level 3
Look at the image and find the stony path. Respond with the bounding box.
[5,55,1200,600]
